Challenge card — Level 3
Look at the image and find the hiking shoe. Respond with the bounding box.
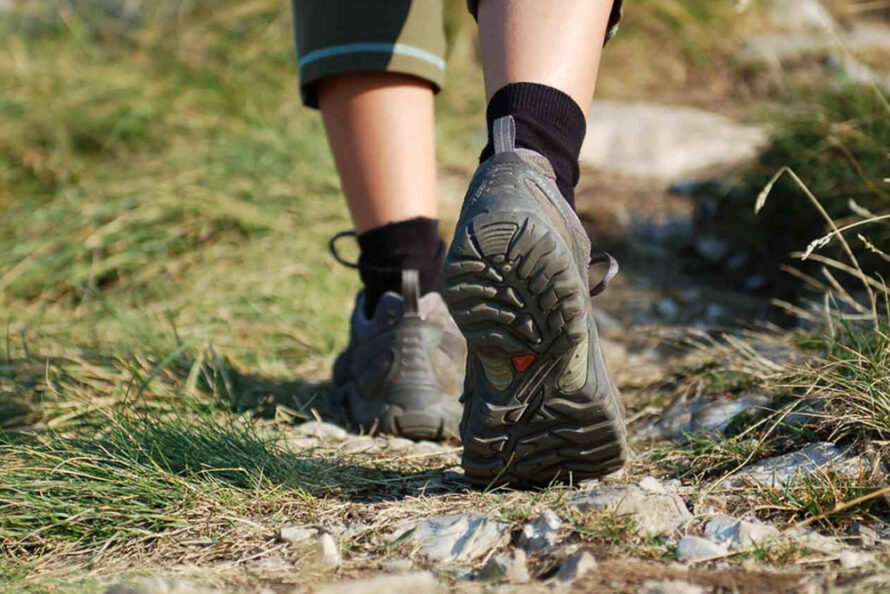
[443,115,628,487]
[332,269,466,441]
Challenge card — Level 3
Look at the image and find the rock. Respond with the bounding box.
[279,525,318,545]
[386,437,416,451]
[704,515,780,550]
[381,559,413,573]
[638,476,669,494]
[341,436,379,454]
[519,510,563,552]
[838,550,876,569]
[847,522,880,548]
[316,572,437,594]
[720,442,857,487]
[744,274,770,292]
[292,421,347,441]
[636,393,770,442]
[406,513,510,563]
[656,298,682,321]
[676,536,728,562]
[641,580,705,594]
[105,577,219,594]
[768,0,835,31]
[569,485,692,536]
[580,102,769,181]
[478,549,531,584]
[554,551,598,586]
[784,528,845,554]
[694,236,732,265]
[317,533,341,568]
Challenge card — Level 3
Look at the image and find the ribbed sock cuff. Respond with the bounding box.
[481,83,587,207]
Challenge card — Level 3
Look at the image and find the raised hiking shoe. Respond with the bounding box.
[443,115,628,487]
[332,269,466,441]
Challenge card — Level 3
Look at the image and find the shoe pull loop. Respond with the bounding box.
[589,251,619,297]
[328,230,359,269]
[493,115,516,154]
[402,269,420,316]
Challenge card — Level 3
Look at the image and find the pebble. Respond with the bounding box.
[554,551,598,586]
[569,485,692,536]
[638,476,670,494]
[676,536,728,562]
[694,236,731,265]
[292,421,347,441]
[838,550,876,569]
[104,577,219,594]
[719,442,858,487]
[317,533,341,568]
[316,572,437,594]
[636,393,770,442]
[478,549,531,584]
[847,522,880,548]
[704,515,779,550]
[341,436,379,454]
[381,559,413,573]
[641,580,705,594]
[405,513,511,563]
[279,525,318,545]
[519,510,563,552]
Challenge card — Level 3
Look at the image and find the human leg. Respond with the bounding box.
[292,0,465,440]
[444,0,628,485]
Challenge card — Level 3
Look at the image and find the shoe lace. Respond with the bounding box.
[329,230,358,269]
[588,251,619,297]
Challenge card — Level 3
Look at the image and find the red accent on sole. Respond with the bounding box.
[511,354,536,372]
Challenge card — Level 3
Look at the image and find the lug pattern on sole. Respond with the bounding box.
[445,212,627,487]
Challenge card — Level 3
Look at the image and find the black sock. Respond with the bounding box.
[480,83,587,209]
[357,217,445,317]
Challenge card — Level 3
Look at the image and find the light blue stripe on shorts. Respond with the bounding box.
[298,42,446,71]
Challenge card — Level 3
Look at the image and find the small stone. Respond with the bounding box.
[317,533,341,568]
[316,572,437,594]
[406,513,511,563]
[641,580,705,594]
[656,298,682,321]
[694,236,731,265]
[292,421,347,441]
[569,485,692,536]
[554,551,597,586]
[743,274,770,292]
[784,529,845,554]
[342,436,379,454]
[676,536,727,562]
[104,577,220,594]
[519,510,563,552]
[280,525,318,545]
[838,550,875,569]
[720,442,857,488]
[704,515,779,550]
[381,559,413,573]
[638,476,669,494]
[386,437,416,451]
[478,549,531,584]
[847,522,879,548]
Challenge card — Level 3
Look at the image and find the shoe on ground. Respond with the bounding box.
[333,269,466,441]
[443,115,628,487]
